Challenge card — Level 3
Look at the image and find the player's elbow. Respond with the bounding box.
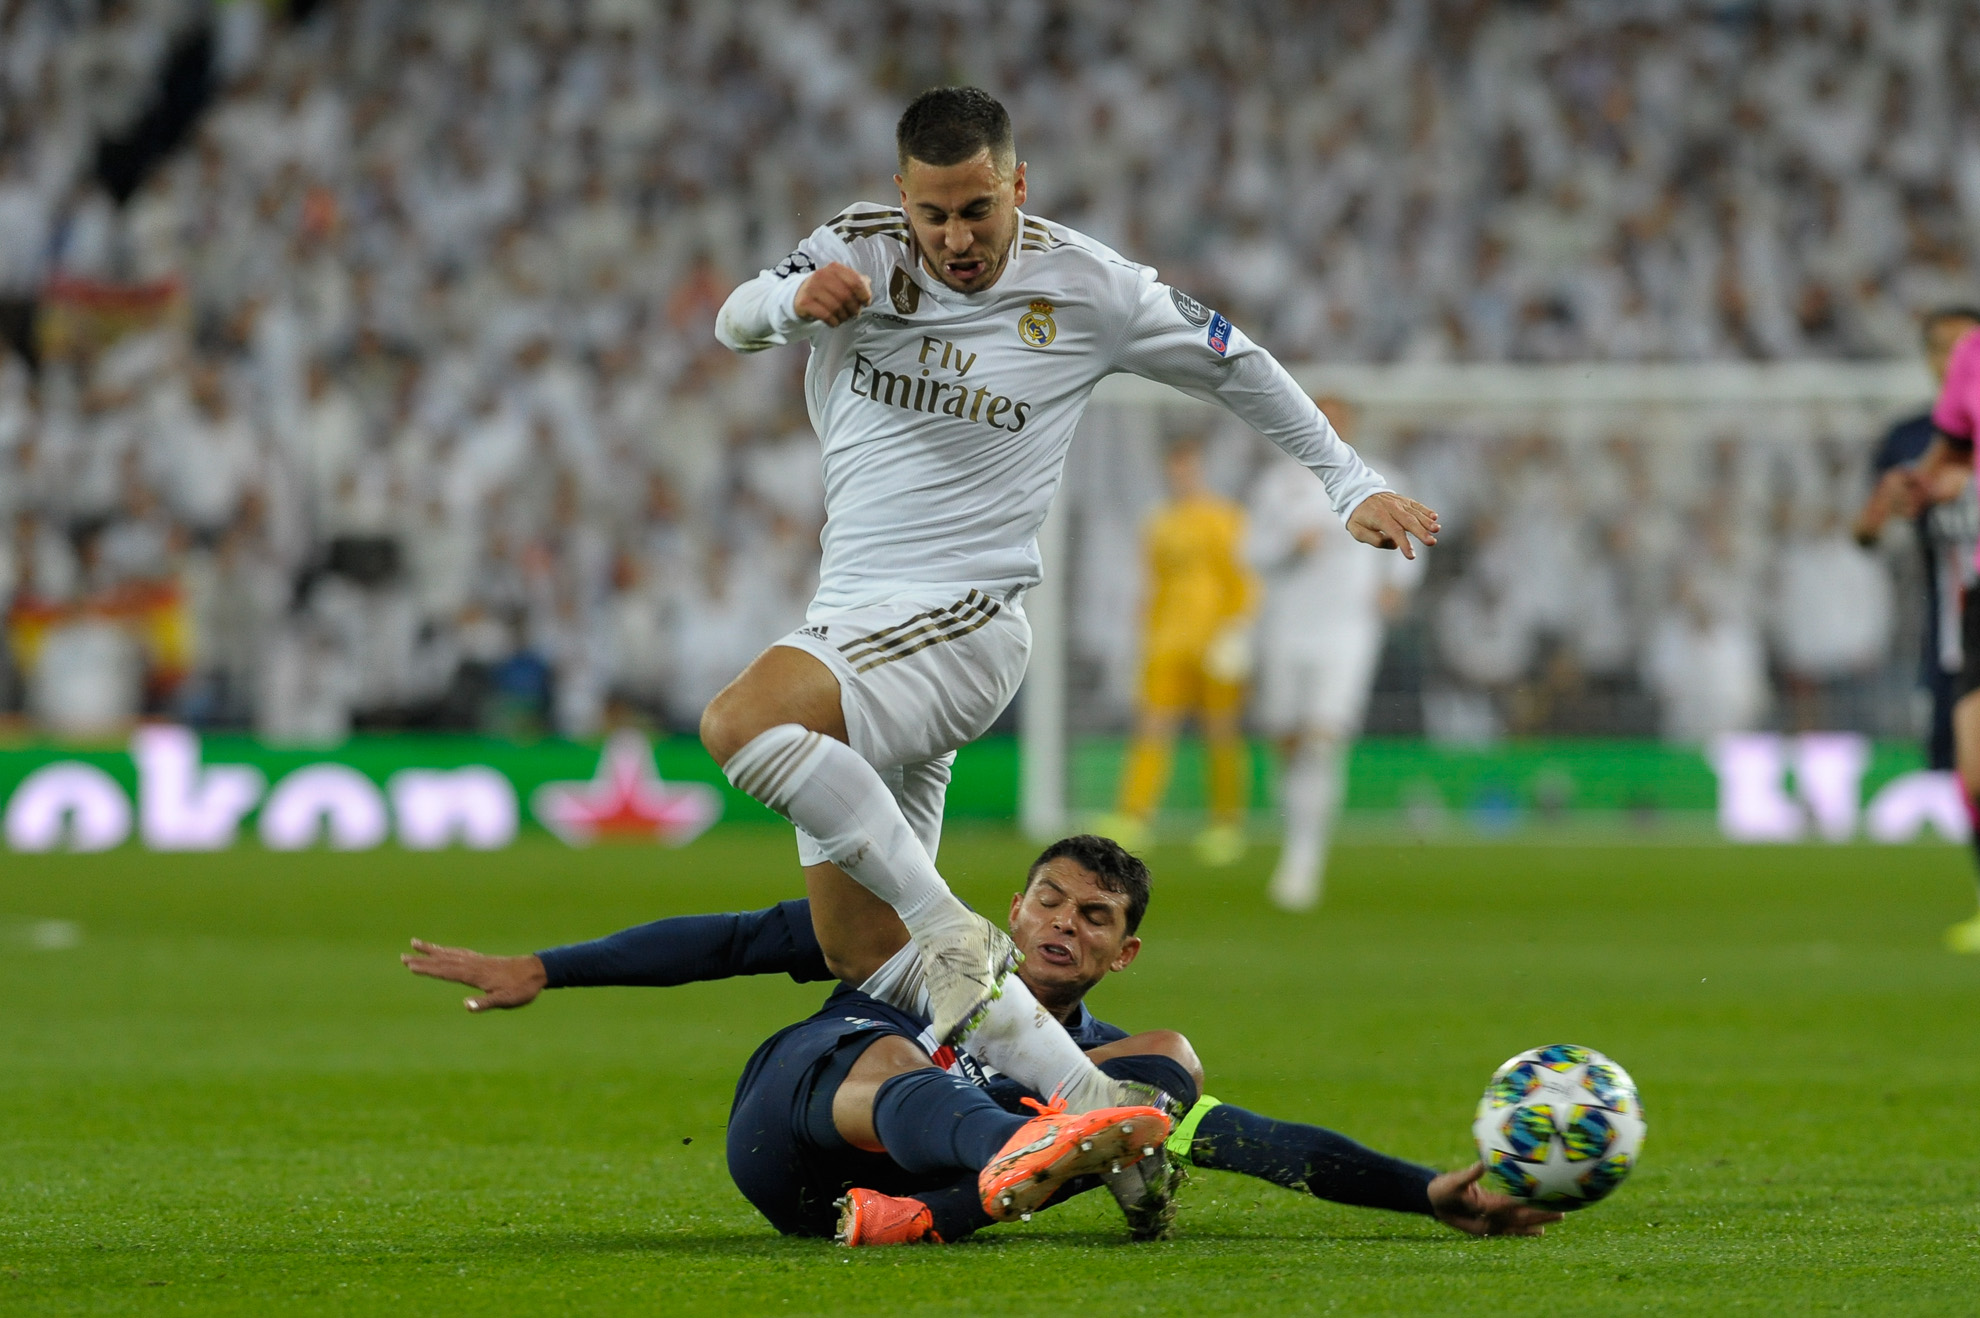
[711,313,758,354]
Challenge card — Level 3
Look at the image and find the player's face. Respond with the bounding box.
[1007,859,1141,1003]
[895,150,1027,294]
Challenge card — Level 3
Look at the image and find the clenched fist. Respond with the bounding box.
[794,263,873,327]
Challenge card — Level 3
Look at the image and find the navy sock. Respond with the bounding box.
[1189,1103,1437,1215]
[913,1178,996,1242]
[1097,1054,1200,1113]
[871,1069,1027,1175]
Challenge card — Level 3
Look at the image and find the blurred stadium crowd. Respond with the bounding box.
[0,0,1965,741]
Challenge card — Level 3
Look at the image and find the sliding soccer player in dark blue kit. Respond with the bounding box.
[404,836,1555,1245]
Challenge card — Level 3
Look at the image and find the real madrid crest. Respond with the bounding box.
[1017,299,1057,348]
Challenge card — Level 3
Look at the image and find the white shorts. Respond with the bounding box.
[1254,623,1383,737]
[775,586,1030,867]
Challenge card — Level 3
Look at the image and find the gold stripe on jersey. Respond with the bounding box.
[837,224,910,245]
[1020,219,1061,252]
[837,591,1001,672]
[831,207,909,244]
[830,206,902,223]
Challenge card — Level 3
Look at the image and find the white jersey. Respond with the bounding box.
[717,205,1391,614]
[1248,458,1419,657]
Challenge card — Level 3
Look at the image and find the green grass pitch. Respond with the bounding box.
[4,828,1978,1315]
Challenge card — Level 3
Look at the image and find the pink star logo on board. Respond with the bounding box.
[530,732,722,847]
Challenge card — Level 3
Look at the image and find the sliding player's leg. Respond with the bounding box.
[834,1033,1172,1226]
[839,1040,1202,1246]
[728,1000,1147,1240]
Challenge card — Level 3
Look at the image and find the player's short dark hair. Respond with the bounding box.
[1026,835,1151,936]
[1924,305,1980,340]
[896,87,1014,170]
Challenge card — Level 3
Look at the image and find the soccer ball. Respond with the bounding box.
[1471,1044,1644,1210]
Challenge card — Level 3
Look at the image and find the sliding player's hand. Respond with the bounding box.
[1347,491,1440,559]
[1426,1163,1564,1237]
[794,263,873,326]
[401,938,548,1013]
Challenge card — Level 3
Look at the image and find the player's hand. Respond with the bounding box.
[1347,491,1440,559]
[401,938,548,1013]
[793,263,872,327]
[1427,1162,1564,1237]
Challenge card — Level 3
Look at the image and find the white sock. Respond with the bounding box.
[1273,736,1345,907]
[724,724,973,941]
[961,975,1117,1111]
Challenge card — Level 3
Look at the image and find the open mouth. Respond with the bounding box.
[944,256,987,282]
[1035,941,1075,967]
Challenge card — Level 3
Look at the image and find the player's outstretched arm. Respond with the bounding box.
[1108,276,1431,541]
[1426,1162,1564,1237]
[402,939,548,1013]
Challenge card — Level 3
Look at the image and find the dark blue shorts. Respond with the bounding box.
[726,992,954,1237]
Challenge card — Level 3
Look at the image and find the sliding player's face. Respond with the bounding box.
[1007,858,1140,1001]
[896,150,1027,294]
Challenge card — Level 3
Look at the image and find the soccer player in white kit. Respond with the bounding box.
[1248,396,1420,911]
[701,89,1438,1117]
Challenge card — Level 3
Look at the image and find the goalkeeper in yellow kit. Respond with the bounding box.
[1106,436,1259,865]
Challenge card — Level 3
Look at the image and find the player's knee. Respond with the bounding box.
[699,687,761,766]
[1135,1029,1205,1094]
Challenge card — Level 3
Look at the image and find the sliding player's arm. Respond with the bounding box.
[1108,276,1439,557]
[402,900,834,1012]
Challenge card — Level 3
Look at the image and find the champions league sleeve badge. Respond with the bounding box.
[1018,299,1058,347]
[1206,311,1233,356]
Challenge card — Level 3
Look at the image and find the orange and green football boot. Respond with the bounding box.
[834,1188,941,1246]
[979,1094,1173,1223]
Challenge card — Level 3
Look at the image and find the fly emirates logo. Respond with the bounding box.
[849,336,1035,433]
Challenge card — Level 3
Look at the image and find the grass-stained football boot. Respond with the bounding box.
[1104,1145,1189,1241]
[979,1094,1172,1223]
[921,913,1021,1046]
[835,1188,940,1246]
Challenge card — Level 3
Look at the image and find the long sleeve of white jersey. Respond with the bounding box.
[715,224,863,353]
[1107,273,1390,521]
